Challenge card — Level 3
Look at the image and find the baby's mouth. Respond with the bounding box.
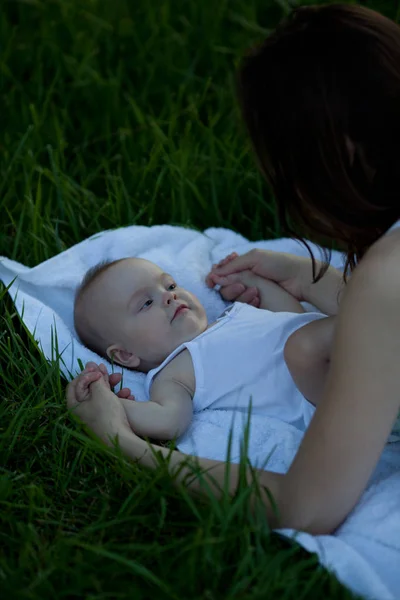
[172,304,189,322]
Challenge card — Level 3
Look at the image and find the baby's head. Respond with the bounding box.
[74,258,208,373]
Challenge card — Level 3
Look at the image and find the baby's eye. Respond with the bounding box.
[168,283,177,291]
[141,299,153,309]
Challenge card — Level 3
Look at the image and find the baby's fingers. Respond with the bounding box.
[217,281,246,302]
[109,372,122,388]
[207,273,241,291]
[236,287,259,305]
[116,387,135,400]
[250,297,261,307]
[85,361,100,372]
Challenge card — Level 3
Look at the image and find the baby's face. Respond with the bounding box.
[86,258,208,371]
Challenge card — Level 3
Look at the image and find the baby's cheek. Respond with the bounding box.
[189,307,207,333]
[199,304,208,324]
[190,295,206,316]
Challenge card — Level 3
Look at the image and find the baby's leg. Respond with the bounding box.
[284,316,336,407]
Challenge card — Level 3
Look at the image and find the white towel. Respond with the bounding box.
[1,224,399,600]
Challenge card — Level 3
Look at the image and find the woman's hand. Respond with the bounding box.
[207,249,308,301]
[66,362,135,445]
[206,249,344,316]
[83,361,135,400]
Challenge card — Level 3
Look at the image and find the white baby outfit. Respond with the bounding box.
[145,302,325,431]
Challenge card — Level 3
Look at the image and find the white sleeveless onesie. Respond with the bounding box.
[145,302,324,430]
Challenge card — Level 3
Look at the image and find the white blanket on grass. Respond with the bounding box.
[1,224,399,600]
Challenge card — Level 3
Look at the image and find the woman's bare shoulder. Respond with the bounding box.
[365,226,400,257]
[352,229,400,295]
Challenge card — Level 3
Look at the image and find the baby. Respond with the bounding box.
[73,257,334,440]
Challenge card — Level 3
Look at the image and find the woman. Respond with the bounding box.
[67,4,400,535]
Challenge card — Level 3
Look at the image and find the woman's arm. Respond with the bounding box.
[300,261,345,316]
[117,429,284,523]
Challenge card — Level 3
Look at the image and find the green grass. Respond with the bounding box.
[1,0,397,597]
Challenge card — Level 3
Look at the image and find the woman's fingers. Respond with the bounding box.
[216,252,239,268]
[206,253,259,286]
[207,272,243,291]
[66,379,78,408]
[76,371,102,402]
[211,251,258,276]
[206,271,218,288]
[206,254,242,287]
[98,363,108,376]
[212,273,242,285]
[85,361,100,372]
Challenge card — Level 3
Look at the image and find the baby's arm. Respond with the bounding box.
[121,377,193,440]
[233,270,305,313]
[284,316,335,407]
[67,361,192,443]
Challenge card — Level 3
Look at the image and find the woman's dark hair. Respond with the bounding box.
[238,3,400,278]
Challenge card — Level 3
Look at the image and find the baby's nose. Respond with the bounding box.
[164,290,177,304]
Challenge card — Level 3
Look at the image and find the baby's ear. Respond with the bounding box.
[106,345,140,369]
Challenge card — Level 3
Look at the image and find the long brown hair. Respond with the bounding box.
[238,3,400,278]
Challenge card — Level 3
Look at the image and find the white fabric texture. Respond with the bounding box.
[1,224,400,600]
[145,302,325,428]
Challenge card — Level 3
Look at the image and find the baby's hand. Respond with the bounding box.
[82,362,135,401]
[207,253,262,307]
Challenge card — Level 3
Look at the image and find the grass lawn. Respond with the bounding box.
[0,0,396,597]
